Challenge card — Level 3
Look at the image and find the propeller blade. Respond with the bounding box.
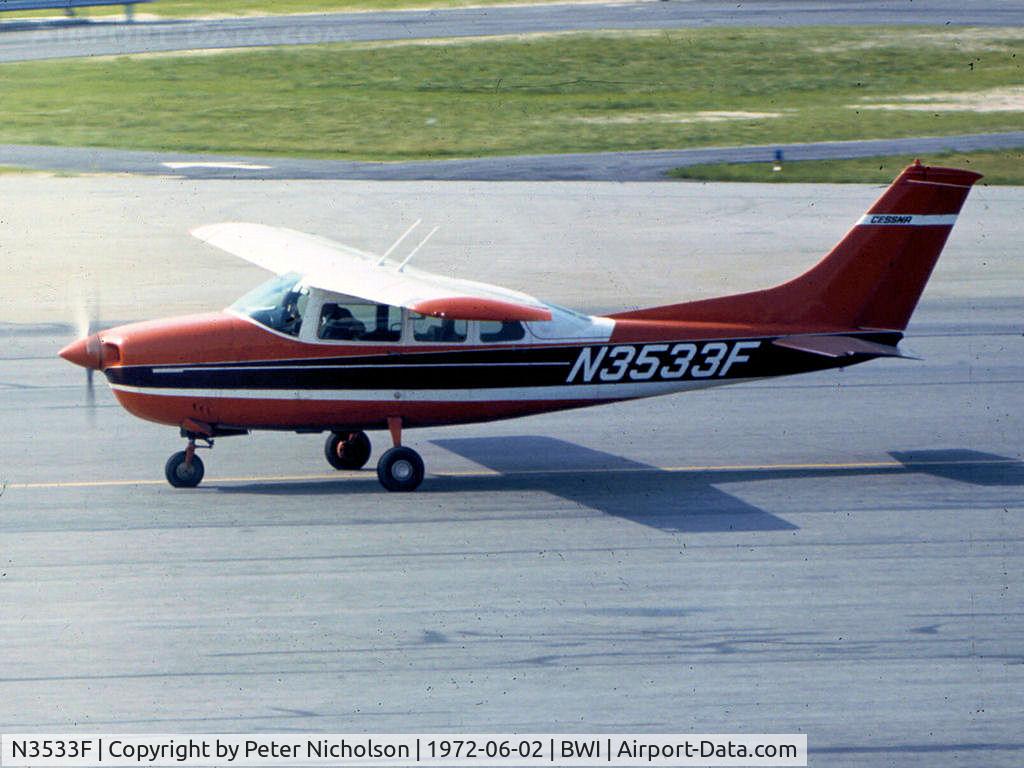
[73,292,91,340]
[86,367,96,425]
[72,289,100,421]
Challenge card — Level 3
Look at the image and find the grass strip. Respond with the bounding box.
[667,150,1024,185]
[0,27,1021,160]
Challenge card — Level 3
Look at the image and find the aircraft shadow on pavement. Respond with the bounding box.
[888,448,1024,486]
[216,440,1022,535]
[431,436,796,534]
[430,439,1024,534]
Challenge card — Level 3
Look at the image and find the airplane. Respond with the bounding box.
[59,161,980,492]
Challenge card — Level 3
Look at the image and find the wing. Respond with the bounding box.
[191,222,552,322]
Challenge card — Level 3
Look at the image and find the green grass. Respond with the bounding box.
[667,150,1024,184]
[0,27,1021,160]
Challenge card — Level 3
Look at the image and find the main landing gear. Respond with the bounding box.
[377,417,424,492]
[326,418,424,492]
[324,430,372,470]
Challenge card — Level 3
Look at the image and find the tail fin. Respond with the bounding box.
[611,162,981,331]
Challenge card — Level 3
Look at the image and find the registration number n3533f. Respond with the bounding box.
[566,341,762,383]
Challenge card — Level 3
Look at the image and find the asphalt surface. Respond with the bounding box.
[0,0,1023,62]
[5,131,1024,181]
[1,178,1021,765]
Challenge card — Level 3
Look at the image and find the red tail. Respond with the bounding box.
[611,162,982,331]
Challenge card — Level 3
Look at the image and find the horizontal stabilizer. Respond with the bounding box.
[773,334,914,359]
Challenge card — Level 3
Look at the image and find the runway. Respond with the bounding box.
[1,0,1022,63]
[1,178,1022,765]
[5,131,1024,181]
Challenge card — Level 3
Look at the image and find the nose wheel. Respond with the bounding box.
[165,444,206,488]
[165,434,212,488]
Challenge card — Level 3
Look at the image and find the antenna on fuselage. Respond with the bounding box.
[377,219,422,266]
[397,226,440,272]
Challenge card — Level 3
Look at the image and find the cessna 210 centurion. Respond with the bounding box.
[60,162,979,491]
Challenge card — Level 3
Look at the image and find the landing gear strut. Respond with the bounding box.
[324,430,372,470]
[376,416,424,492]
[165,435,211,488]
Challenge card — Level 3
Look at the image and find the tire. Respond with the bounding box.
[376,446,424,492]
[165,451,205,488]
[325,430,372,470]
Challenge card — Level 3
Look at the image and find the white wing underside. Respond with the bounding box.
[191,222,552,322]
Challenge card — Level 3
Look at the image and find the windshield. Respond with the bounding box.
[230,272,308,337]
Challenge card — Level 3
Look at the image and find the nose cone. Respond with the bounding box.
[59,335,101,370]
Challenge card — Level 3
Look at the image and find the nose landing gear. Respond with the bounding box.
[165,435,211,488]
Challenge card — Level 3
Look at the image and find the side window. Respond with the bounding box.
[319,301,401,342]
[412,313,467,343]
[279,287,309,337]
[480,320,525,343]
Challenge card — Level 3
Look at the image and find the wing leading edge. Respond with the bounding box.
[191,222,552,322]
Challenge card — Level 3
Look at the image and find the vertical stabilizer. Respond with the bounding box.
[611,163,982,331]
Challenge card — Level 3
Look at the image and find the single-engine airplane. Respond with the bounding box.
[60,162,980,491]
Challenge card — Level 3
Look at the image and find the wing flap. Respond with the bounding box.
[773,334,912,359]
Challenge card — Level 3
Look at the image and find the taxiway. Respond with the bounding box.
[5,131,1024,182]
[0,178,1021,766]
[1,1,1022,63]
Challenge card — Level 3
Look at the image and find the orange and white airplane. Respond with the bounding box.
[60,162,979,491]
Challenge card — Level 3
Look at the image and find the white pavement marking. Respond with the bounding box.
[162,162,271,171]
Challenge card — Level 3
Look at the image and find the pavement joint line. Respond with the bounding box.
[6,458,1017,490]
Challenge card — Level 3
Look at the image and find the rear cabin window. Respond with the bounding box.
[412,313,467,343]
[480,320,525,342]
[319,301,401,342]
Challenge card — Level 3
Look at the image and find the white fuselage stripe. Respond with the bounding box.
[856,213,957,226]
[154,361,570,374]
[109,379,752,403]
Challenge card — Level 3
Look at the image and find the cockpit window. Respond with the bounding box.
[319,301,401,342]
[411,313,467,343]
[480,320,525,342]
[231,272,308,337]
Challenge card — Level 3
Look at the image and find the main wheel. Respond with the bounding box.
[324,430,372,470]
[165,451,205,488]
[376,446,424,492]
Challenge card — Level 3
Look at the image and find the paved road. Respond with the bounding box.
[0,178,1021,764]
[1,1,1023,62]
[5,131,1024,181]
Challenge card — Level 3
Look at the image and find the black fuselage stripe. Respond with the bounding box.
[104,335,898,391]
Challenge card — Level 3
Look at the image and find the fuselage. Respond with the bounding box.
[66,284,885,435]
